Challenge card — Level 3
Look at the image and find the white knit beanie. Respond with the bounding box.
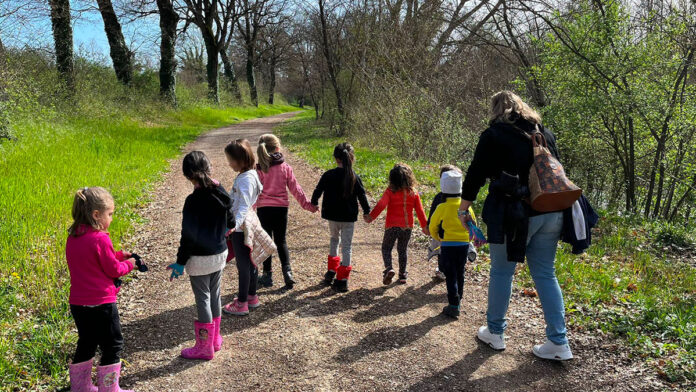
[440,170,462,195]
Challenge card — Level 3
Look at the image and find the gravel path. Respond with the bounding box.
[118,112,668,391]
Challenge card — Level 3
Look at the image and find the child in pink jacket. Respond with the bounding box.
[256,134,318,289]
[65,187,135,392]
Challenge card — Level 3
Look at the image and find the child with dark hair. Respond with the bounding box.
[167,150,234,360]
[311,142,370,292]
[66,186,136,392]
[222,139,264,315]
[365,163,428,285]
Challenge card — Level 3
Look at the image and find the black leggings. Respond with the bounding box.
[231,231,258,302]
[382,227,412,278]
[257,206,290,274]
[441,245,468,307]
[71,303,123,365]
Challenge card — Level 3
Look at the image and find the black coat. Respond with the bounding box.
[311,167,371,222]
[462,119,562,262]
[176,184,235,265]
[561,195,599,254]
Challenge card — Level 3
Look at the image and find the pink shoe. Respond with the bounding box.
[96,361,132,392]
[69,358,97,392]
[223,299,249,316]
[213,316,223,352]
[247,295,260,309]
[181,321,214,360]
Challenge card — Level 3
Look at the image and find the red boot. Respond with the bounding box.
[332,265,352,292]
[324,255,340,285]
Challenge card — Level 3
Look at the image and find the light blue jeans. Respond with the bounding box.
[487,212,568,345]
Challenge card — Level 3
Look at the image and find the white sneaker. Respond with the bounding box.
[477,326,506,350]
[532,340,573,361]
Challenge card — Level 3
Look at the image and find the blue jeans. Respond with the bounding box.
[486,212,568,345]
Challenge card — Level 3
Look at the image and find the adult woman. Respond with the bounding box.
[459,91,573,361]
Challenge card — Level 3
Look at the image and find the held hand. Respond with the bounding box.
[122,251,132,259]
[310,204,319,213]
[422,227,430,236]
[458,212,473,228]
[363,214,372,223]
[166,263,184,281]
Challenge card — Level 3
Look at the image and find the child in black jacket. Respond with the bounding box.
[167,151,234,361]
[311,142,371,292]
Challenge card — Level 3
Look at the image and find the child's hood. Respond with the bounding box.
[270,152,285,166]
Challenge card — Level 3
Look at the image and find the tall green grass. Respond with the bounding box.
[277,114,696,386]
[0,102,298,390]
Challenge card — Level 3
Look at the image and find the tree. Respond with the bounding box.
[258,17,292,104]
[49,0,74,91]
[96,0,133,85]
[237,0,284,106]
[182,0,241,103]
[156,0,179,105]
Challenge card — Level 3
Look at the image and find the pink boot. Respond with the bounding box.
[213,316,223,352]
[69,358,97,392]
[181,321,214,360]
[96,361,132,392]
[247,295,260,309]
[222,299,249,316]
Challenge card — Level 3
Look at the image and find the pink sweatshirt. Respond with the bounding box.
[66,225,134,306]
[256,162,314,210]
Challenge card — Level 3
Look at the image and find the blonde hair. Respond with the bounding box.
[490,90,542,126]
[68,187,114,236]
[257,134,281,173]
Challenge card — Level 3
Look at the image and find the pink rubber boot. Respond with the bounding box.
[96,361,132,392]
[181,321,215,360]
[69,358,97,392]
[213,316,223,352]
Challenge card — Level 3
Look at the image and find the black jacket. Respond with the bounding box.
[561,195,599,254]
[462,119,562,263]
[176,184,235,265]
[311,167,371,222]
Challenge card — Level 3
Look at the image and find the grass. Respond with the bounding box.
[0,102,298,391]
[276,113,696,386]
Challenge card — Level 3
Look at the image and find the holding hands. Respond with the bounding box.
[363,214,372,224]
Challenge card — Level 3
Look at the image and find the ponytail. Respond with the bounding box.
[182,151,215,189]
[333,142,356,198]
[257,134,281,173]
[68,187,114,236]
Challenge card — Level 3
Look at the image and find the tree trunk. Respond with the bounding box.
[246,46,258,106]
[652,163,665,219]
[49,0,74,92]
[156,0,178,105]
[318,0,346,133]
[96,0,133,85]
[267,55,276,105]
[220,50,242,102]
[626,117,636,211]
[0,35,5,59]
[204,39,220,103]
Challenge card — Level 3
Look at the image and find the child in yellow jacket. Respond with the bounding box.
[429,170,476,319]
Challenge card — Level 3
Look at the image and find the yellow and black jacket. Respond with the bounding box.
[428,197,476,244]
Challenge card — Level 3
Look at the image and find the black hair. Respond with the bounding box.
[182,151,215,188]
[333,142,356,198]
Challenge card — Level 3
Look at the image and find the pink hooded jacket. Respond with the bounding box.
[256,155,314,210]
[66,225,134,306]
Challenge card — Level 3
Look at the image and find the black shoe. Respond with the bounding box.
[283,270,296,289]
[323,270,336,285]
[398,273,407,284]
[442,305,460,319]
[332,279,348,292]
[258,272,273,288]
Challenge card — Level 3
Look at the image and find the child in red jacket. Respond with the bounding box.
[65,187,135,392]
[366,163,428,285]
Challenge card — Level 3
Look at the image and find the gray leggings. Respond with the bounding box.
[190,270,222,324]
[329,220,355,267]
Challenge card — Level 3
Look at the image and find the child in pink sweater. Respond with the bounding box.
[65,187,135,392]
[256,134,318,289]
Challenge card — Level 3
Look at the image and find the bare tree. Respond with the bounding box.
[49,0,75,91]
[258,15,292,104]
[182,0,241,103]
[96,0,133,84]
[156,0,178,104]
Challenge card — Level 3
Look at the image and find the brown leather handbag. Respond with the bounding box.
[527,126,582,212]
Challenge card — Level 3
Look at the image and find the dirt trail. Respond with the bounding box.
[119,112,665,391]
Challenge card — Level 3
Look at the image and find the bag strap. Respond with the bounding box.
[530,124,548,148]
